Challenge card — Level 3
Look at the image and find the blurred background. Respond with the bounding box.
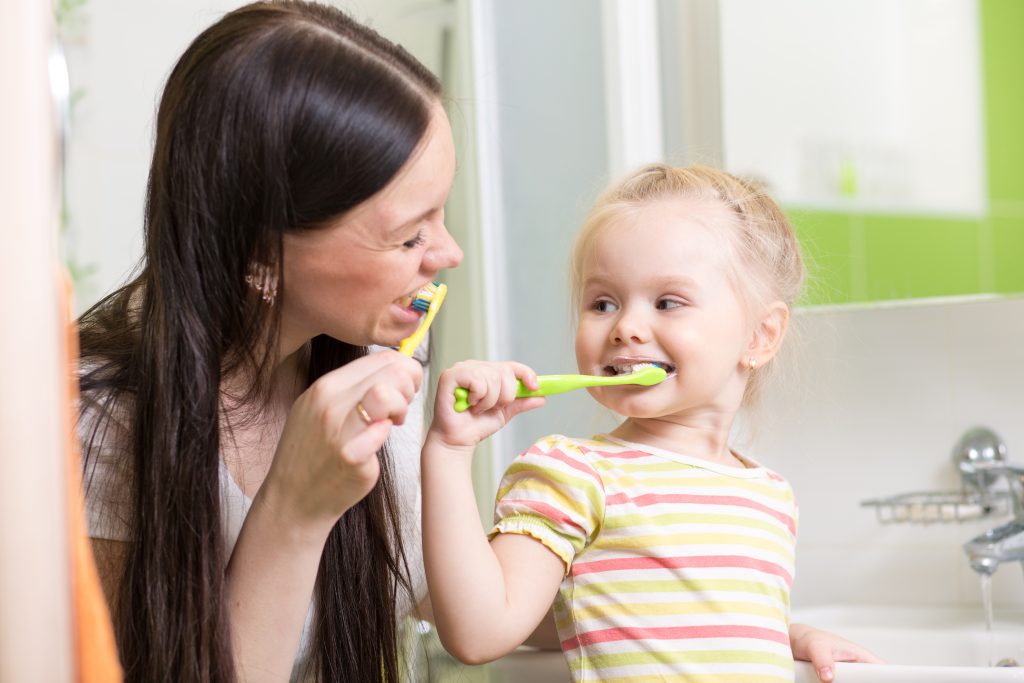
[7,0,1023,679]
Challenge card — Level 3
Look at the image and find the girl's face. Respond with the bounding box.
[574,198,754,420]
[281,103,463,352]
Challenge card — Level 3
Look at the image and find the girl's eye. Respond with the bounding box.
[656,298,684,310]
[592,299,618,313]
[402,231,426,249]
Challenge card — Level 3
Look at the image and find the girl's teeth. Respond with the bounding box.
[610,362,673,375]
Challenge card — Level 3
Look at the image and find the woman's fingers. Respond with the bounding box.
[349,383,412,430]
[314,350,423,406]
[339,418,391,471]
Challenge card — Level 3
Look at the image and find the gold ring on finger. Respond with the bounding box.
[355,401,373,425]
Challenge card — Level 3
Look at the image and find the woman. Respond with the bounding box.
[77,2,462,681]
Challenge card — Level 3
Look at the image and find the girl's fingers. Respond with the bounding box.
[497,366,519,405]
[509,362,540,392]
[504,396,545,420]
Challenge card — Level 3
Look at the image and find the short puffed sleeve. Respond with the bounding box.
[489,435,606,573]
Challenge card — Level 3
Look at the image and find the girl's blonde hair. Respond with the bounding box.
[570,163,805,406]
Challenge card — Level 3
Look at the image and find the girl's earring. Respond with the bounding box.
[245,262,278,305]
[747,357,757,371]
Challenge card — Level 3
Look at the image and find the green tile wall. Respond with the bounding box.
[789,0,1024,306]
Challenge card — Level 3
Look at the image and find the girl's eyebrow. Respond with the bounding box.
[583,273,700,290]
[649,275,700,291]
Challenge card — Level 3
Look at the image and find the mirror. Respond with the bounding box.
[657,0,1023,305]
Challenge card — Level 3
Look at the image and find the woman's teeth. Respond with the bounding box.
[395,290,421,309]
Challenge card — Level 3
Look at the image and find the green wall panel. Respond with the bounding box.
[993,216,1024,293]
[981,0,1024,203]
[862,216,982,301]
[788,211,854,306]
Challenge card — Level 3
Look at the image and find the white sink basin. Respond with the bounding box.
[480,605,1024,682]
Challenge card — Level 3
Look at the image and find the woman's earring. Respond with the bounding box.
[747,357,757,371]
[245,262,278,305]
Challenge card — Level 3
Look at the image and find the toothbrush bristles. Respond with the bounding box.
[408,281,441,313]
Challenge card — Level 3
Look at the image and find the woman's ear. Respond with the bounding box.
[747,300,789,367]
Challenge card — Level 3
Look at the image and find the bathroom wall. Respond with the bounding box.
[63,0,246,309]
[62,0,450,312]
[750,296,1024,611]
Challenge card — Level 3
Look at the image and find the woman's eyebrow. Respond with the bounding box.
[388,208,436,236]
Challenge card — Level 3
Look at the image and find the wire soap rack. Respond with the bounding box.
[861,427,1015,525]
[861,489,1010,525]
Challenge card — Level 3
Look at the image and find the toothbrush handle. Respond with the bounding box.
[452,375,588,413]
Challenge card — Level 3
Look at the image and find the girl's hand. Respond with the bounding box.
[790,623,884,682]
[428,360,545,450]
[261,349,423,534]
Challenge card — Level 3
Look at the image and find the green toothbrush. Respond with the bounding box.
[453,365,667,413]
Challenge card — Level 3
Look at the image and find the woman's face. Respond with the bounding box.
[281,103,463,351]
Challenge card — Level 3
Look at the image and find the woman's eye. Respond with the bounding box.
[402,231,426,249]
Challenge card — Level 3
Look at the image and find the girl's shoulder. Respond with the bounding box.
[522,433,620,460]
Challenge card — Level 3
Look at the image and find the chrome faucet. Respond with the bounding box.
[964,517,1024,576]
[958,428,1024,576]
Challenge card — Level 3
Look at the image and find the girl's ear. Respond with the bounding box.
[747,300,789,366]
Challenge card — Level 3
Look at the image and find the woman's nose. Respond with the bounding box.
[425,223,464,272]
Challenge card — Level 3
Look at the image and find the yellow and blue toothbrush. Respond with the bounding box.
[398,281,447,357]
[453,365,667,412]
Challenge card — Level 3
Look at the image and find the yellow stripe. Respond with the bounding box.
[592,532,794,557]
[603,512,793,542]
[570,599,787,622]
[497,468,604,522]
[579,674,792,683]
[570,578,790,604]
[571,648,793,669]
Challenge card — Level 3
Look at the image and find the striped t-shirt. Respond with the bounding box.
[490,434,797,683]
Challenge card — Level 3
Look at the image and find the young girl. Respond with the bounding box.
[422,164,880,682]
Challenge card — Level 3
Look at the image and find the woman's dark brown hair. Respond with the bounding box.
[77,2,441,680]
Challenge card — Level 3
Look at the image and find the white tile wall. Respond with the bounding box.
[743,296,1024,612]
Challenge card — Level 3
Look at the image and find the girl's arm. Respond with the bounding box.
[422,361,562,664]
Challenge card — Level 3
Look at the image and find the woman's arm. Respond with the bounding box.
[422,435,564,664]
[227,350,422,681]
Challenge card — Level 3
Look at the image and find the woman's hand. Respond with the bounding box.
[261,349,423,534]
[790,622,884,682]
[427,360,545,451]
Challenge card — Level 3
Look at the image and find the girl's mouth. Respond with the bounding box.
[603,361,676,377]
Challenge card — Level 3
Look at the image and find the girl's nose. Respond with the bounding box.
[610,310,649,345]
[425,223,464,272]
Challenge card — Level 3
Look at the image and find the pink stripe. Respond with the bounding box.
[501,498,587,537]
[601,448,655,460]
[541,448,605,492]
[562,624,790,650]
[606,492,796,535]
[571,554,792,586]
